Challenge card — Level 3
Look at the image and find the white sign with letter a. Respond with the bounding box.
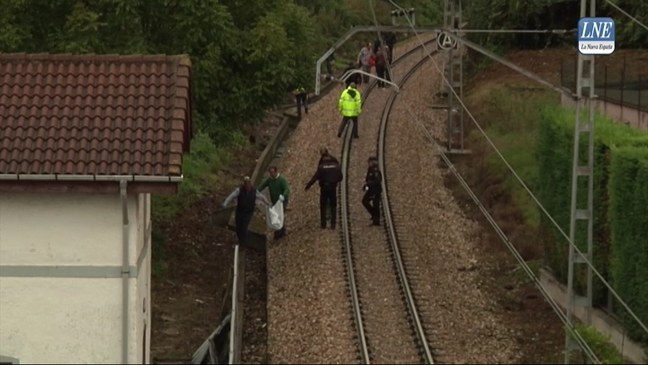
[437,32,458,50]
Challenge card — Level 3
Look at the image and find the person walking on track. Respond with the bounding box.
[357,42,372,85]
[293,85,308,118]
[342,61,361,87]
[318,147,339,165]
[305,154,343,229]
[222,176,271,247]
[257,166,290,239]
[362,156,382,226]
[337,82,362,139]
[374,46,389,88]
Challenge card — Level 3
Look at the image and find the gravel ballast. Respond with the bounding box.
[266,37,433,364]
[384,56,521,363]
[343,48,435,364]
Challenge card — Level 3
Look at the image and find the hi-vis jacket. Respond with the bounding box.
[338,86,361,117]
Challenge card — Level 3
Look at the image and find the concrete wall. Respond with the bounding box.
[0,191,151,364]
[561,94,648,130]
[540,269,646,363]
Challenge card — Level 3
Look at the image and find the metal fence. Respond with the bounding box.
[560,56,648,112]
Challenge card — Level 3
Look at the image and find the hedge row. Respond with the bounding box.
[535,105,648,342]
[609,147,648,342]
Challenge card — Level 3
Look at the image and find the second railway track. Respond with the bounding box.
[339,38,440,364]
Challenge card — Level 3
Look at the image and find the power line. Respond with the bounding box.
[364,0,601,362]
[605,0,648,32]
[383,0,648,344]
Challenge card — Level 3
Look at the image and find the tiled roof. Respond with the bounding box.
[0,53,192,177]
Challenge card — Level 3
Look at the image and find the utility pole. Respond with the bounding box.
[565,0,596,363]
[442,0,465,152]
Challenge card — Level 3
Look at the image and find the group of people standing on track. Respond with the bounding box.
[221,35,395,247]
[221,148,383,247]
[343,32,396,89]
[305,148,383,229]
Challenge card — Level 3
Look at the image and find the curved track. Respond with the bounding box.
[339,39,439,364]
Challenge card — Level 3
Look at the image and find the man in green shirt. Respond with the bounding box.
[257,166,290,239]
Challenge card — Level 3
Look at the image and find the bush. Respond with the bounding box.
[536,105,648,341]
[568,324,624,364]
[608,147,648,343]
[151,131,232,221]
[473,86,555,228]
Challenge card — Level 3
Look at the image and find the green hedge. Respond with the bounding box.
[535,106,648,319]
[608,146,648,343]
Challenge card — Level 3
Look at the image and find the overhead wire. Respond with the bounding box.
[383,0,648,339]
[605,0,648,32]
[365,2,603,362]
[365,2,604,362]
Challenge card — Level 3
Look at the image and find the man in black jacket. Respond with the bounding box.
[222,176,271,246]
[318,147,339,166]
[342,62,360,87]
[305,154,344,229]
[362,156,382,226]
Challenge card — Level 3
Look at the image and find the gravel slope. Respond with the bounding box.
[266,37,433,364]
[384,56,521,363]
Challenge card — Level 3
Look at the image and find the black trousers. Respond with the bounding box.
[235,211,254,246]
[296,93,308,116]
[273,199,287,239]
[376,66,386,87]
[320,186,337,228]
[338,116,359,138]
[362,191,381,224]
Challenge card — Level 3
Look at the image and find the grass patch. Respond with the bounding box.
[567,324,624,364]
[151,131,245,222]
[151,230,167,278]
[467,84,556,229]
[150,130,249,276]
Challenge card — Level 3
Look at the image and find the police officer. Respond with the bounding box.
[318,147,339,166]
[222,176,271,246]
[293,85,308,117]
[305,154,343,229]
[362,156,382,226]
[337,82,362,139]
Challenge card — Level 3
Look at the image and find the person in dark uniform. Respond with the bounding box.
[222,176,271,246]
[318,147,339,165]
[305,154,343,229]
[342,61,361,87]
[385,32,396,51]
[362,156,382,226]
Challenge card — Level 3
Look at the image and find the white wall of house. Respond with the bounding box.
[0,191,152,364]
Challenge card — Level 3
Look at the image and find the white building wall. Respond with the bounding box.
[0,191,151,364]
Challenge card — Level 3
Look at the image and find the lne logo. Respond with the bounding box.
[577,17,615,55]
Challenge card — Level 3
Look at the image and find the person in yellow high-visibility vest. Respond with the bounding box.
[337,82,362,139]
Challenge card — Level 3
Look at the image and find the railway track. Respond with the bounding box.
[339,39,439,364]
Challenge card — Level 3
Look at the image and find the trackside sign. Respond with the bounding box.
[577,17,615,55]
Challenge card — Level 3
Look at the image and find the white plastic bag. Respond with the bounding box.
[265,200,284,230]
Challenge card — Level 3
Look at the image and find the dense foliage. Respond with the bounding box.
[3,0,642,144]
[463,0,648,49]
[536,105,648,343]
[0,0,322,143]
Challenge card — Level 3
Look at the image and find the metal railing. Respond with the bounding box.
[560,55,648,112]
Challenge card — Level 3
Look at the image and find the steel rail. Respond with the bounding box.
[378,51,438,364]
[339,39,435,364]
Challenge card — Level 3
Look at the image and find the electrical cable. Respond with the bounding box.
[366,3,602,363]
[605,0,648,32]
[383,0,648,339]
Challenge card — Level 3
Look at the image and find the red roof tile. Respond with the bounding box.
[0,53,192,177]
